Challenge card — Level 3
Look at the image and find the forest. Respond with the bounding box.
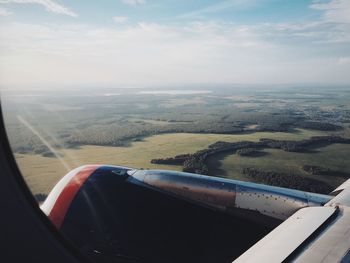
[4,87,350,158]
[152,136,350,175]
[2,86,350,196]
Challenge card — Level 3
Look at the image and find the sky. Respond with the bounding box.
[0,0,350,89]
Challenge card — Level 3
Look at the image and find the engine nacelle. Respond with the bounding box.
[40,165,331,263]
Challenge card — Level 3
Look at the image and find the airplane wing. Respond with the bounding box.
[40,165,350,263]
[234,180,350,263]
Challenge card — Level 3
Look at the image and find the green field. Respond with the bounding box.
[208,144,350,189]
[15,129,327,195]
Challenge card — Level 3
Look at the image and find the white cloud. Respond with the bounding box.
[0,0,77,17]
[0,21,349,89]
[120,0,145,6]
[112,16,128,23]
[0,6,12,15]
[179,0,262,19]
[338,57,350,65]
[310,0,350,23]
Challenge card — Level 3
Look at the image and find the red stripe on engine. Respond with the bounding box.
[48,165,101,229]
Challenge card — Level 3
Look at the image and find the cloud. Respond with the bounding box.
[0,0,77,17]
[179,0,262,19]
[0,6,12,15]
[338,57,350,65]
[112,16,128,23]
[120,0,145,6]
[310,0,350,23]
[0,21,349,89]
[258,1,350,45]
[264,20,350,43]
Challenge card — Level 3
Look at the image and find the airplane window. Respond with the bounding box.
[1,1,350,263]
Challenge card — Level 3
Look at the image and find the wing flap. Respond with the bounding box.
[233,206,337,263]
[293,206,350,263]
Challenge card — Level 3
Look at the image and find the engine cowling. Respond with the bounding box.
[40,165,330,263]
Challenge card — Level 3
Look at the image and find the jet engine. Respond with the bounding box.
[41,165,331,263]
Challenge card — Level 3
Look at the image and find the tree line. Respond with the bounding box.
[152,135,350,177]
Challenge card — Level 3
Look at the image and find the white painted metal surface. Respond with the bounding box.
[330,178,350,196]
[327,188,350,208]
[293,206,350,263]
[40,166,84,215]
[233,207,337,263]
[291,188,350,262]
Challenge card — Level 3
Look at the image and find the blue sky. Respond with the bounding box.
[0,0,349,88]
[0,1,321,24]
